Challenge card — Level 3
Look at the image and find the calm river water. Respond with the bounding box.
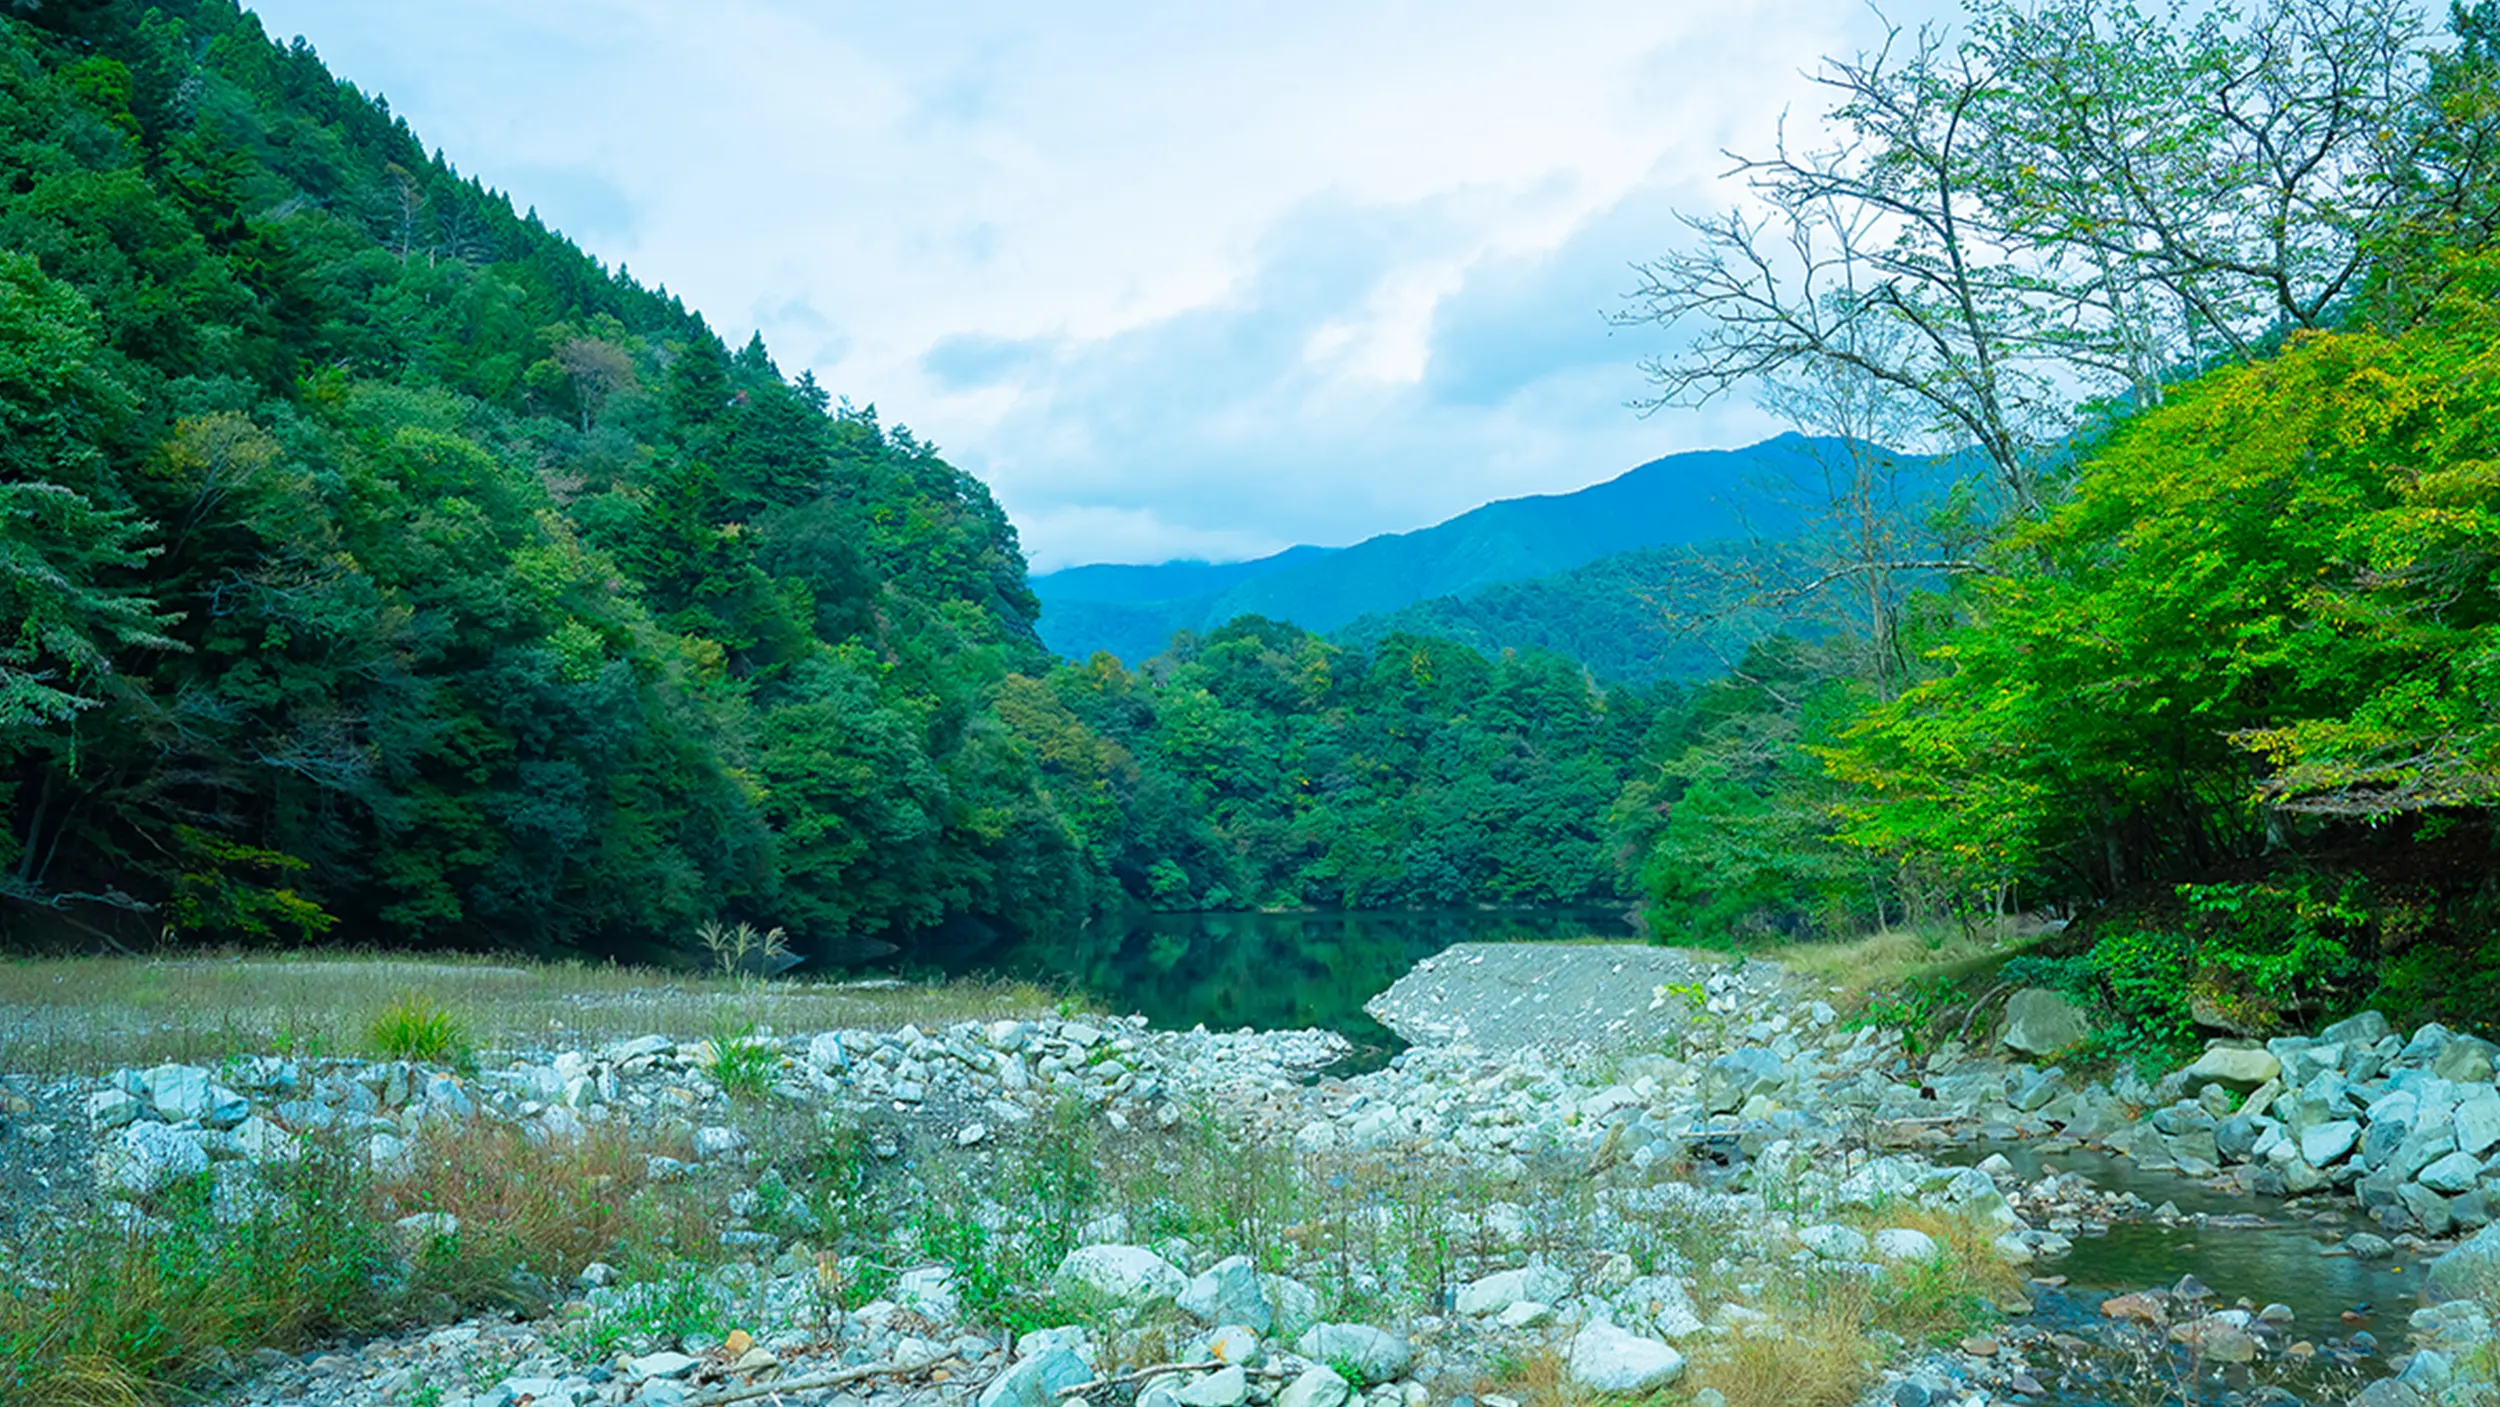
[982,905,1638,1060]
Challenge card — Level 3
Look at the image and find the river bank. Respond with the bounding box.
[2,947,2495,1407]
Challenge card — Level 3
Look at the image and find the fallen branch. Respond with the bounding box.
[679,1357,972,1407]
[1059,1360,1226,1396]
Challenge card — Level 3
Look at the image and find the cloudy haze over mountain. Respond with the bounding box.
[245,0,1923,568]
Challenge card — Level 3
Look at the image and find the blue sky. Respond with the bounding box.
[245,1,1924,569]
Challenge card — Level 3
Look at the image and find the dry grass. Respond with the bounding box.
[378,1120,718,1293]
[1681,1205,2021,1407]
[2,1115,745,1406]
[0,950,1065,1074]
[1693,1296,1874,1407]
[1777,922,2048,1012]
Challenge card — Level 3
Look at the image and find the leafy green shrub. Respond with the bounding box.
[705,1014,780,1100]
[370,993,471,1065]
[2178,877,2371,1029]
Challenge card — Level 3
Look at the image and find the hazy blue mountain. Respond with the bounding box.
[1033,434,1841,661]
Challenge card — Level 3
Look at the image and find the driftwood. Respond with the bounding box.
[1057,1360,1226,1396]
[678,1356,973,1407]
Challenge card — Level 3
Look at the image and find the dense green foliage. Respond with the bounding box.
[0,1,1692,967]
[1618,0,2500,1039]
[1031,620,1671,911]
[0,0,1107,963]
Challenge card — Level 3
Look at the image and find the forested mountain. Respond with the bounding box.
[1031,436,1840,662]
[1335,541,1792,685]
[0,0,1691,965]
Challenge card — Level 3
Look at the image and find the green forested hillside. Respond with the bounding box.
[0,0,1107,964]
[0,1,1687,965]
[1335,542,1794,685]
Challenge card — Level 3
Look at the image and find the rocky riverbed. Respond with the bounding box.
[3,947,2497,1407]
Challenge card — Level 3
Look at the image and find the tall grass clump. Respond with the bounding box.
[704,1012,780,1101]
[368,992,471,1065]
[0,1147,390,1407]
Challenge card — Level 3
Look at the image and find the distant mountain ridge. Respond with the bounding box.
[1033,434,1845,662]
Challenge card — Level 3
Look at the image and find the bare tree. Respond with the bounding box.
[1622,0,2464,520]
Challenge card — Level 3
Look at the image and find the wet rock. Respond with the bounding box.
[2100,1293,2165,1325]
[2169,1316,2255,1364]
[1564,1322,1685,1393]
[2346,1232,2396,1260]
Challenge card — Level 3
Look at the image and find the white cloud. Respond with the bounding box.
[243,0,1929,568]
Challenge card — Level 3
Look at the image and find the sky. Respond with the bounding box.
[243,1,1928,570]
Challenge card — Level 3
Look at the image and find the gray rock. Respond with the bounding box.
[1565,1322,1686,1393]
[1700,1049,1784,1114]
[98,1121,210,1196]
[2347,1232,2396,1259]
[2000,989,2090,1056]
[2434,1035,2499,1084]
[1179,1255,1270,1330]
[1176,1366,1249,1407]
[86,1088,142,1130]
[2182,1045,2280,1093]
[692,1126,745,1158]
[1613,1275,1704,1339]
[1260,1274,1322,1334]
[625,1351,702,1381]
[601,1035,672,1063]
[2402,1182,2458,1237]
[1055,1245,1187,1307]
[1275,1366,1351,1407]
[1873,1228,1941,1262]
[1292,1325,1411,1385]
[2322,1010,2393,1047]
[2347,1380,2424,1407]
[979,1348,1092,1407]
[2418,1150,2486,1195]
[2455,1093,2500,1158]
[1797,1224,1873,1260]
[895,1266,961,1321]
[1454,1265,1568,1317]
[2300,1119,2361,1167]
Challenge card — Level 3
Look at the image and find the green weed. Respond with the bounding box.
[368,992,471,1066]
